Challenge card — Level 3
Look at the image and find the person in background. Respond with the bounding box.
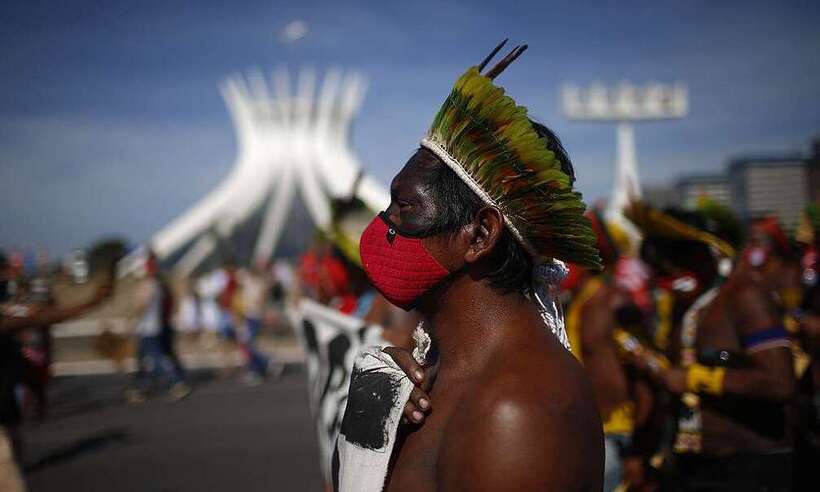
[216,260,241,349]
[1,258,112,492]
[236,262,282,384]
[199,260,243,376]
[628,201,794,492]
[175,277,203,335]
[18,277,55,421]
[194,270,225,350]
[126,251,190,403]
[565,211,657,492]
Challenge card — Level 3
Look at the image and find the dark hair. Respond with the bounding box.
[639,208,719,281]
[419,120,575,294]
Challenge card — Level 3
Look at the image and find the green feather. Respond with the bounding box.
[425,67,600,269]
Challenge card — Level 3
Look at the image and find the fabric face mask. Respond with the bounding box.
[359,212,450,310]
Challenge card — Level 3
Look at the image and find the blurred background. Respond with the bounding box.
[1,1,818,491]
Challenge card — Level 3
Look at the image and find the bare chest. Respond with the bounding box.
[383,381,466,492]
[695,297,741,352]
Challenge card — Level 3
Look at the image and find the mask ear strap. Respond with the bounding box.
[532,259,571,351]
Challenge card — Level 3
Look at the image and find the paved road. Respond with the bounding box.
[22,368,325,492]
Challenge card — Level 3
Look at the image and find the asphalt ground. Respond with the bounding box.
[21,367,325,492]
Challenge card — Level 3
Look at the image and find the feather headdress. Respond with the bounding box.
[420,40,601,271]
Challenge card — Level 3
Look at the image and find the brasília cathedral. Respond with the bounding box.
[137,68,389,275]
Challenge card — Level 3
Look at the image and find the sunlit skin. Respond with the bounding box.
[380,149,603,492]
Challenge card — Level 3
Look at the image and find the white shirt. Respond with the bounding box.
[134,279,161,337]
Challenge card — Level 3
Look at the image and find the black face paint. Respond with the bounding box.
[386,151,448,237]
[378,212,434,239]
[340,366,401,450]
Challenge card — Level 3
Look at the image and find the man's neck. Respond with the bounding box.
[418,277,535,378]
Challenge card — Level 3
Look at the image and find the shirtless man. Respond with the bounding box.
[631,204,795,491]
[377,157,604,489]
[377,150,602,491]
[565,215,655,491]
[335,42,604,491]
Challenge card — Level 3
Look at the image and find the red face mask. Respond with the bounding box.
[359,212,450,310]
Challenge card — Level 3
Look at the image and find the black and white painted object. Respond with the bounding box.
[286,298,385,483]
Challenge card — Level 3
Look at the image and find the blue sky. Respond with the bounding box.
[1,0,819,255]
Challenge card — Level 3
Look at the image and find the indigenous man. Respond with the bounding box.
[565,211,657,492]
[126,251,190,402]
[334,41,604,491]
[628,202,795,492]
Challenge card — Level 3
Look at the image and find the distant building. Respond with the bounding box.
[642,184,678,209]
[675,174,731,209]
[728,155,810,230]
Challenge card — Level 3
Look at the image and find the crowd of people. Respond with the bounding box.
[561,201,819,491]
[124,253,295,400]
[0,247,302,490]
[321,43,820,492]
[1,42,818,491]
[248,190,820,492]
[1,195,818,492]
[5,204,816,492]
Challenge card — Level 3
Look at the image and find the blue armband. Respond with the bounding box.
[742,326,790,352]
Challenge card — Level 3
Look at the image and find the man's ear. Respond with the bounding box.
[464,207,504,264]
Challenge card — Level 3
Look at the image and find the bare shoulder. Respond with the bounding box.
[438,340,603,491]
[723,276,778,328]
[724,271,769,304]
